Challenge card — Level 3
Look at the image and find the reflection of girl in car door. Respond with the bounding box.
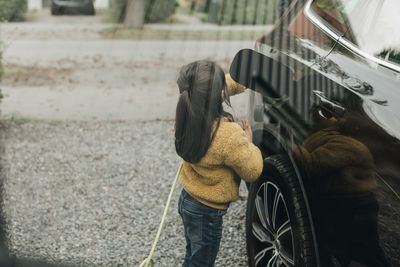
[293,107,390,267]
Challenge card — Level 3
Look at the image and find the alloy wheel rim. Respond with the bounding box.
[252,181,295,267]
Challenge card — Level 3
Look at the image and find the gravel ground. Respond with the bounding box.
[0,120,249,266]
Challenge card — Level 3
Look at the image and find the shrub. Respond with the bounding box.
[109,0,178,23]
[218,0,279,25]
[145,0,178,23]
[109,0,127,23]
[0,0,28,22]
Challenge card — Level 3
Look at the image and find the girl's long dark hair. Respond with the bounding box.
[175,60,233,163]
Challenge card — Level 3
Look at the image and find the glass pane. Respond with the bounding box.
[311,0,400,66]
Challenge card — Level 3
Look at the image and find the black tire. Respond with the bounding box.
[246,154,316,266]
[51,3,61,15]
[84,2,95,15]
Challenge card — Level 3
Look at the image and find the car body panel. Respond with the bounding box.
[53,0,92,8]
[325,37,400,265]
[231,0,400,265]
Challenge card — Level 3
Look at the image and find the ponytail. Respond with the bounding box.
[175,91,192,160]
[175,60,233,163]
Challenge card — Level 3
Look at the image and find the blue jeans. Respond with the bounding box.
[178,189,227,267]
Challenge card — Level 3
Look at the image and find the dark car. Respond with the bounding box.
[51,0,95,15]
[229,0,400,266]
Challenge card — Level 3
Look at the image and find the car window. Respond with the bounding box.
[311,0,352,35]
[355,0,400,67]
[311,0,400,67]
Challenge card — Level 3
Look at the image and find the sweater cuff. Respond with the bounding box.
[226,74,246,96]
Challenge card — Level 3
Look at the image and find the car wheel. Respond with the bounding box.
[246,154,316,266]
[85,2,95,15]
[51,3,61,15]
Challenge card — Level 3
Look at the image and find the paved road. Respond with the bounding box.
[0,15,259,121]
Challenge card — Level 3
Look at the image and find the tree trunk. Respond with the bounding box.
[124,0,145,29]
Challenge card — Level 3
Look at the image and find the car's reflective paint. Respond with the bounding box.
[230,0,400,265]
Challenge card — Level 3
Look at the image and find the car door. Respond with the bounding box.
[312,0,400,265]
[230,0,400,266]
[229,1,349,266]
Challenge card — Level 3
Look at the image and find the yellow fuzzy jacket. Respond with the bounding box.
[180,118,263,209]
[293,127,377,194]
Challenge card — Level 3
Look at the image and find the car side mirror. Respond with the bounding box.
[229,48,291,99]
[230,48,309,139]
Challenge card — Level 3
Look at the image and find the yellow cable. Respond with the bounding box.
[139,163,183,267]
[137,165,398,267]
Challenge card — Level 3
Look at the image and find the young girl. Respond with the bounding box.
[175,60,263,266]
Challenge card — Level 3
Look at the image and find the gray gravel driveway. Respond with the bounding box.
[1,120,249,266]
[0,12,258,266]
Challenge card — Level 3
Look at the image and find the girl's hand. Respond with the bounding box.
[226,74,246,96]
[240,119,253,143]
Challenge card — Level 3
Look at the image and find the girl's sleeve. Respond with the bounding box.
[225,74,246,96]
[293,130,374,177]
[223,124,263,182]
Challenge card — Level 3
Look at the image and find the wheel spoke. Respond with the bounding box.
[252,180,296,267]
[255,195,268,230]
[266,253,278,267]
[263,183,272,227]
[280,255,292,267]
[252,222,273,243]
[277,224,292,240]
[279,252,295,266]
[276,219,291,239]
[255,247,274,266]
[277,220,294,266]
[272,191,281,230]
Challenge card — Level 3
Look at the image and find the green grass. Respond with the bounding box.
[8,115,41,125]
[100,26,267,40]
[7,115,61,125]
[3,65,23,79]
